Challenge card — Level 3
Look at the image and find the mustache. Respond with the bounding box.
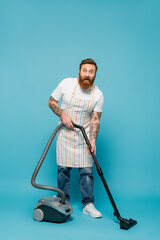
[83,77,92,82]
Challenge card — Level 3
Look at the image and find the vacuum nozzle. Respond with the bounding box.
[119,217,137,230]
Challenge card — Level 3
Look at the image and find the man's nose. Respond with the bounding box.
[86,71,89,77]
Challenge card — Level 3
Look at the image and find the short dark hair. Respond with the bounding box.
[79,58,98,72]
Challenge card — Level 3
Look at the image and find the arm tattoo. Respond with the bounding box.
[48,96,63,117]
[90,122,100,141]
[92,112,102,121]
[90,112,102,141]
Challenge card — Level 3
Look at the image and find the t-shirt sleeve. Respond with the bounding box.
[93,92,104,112]
[51,80,63,101]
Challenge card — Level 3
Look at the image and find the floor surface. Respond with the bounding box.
[1,190,160,240]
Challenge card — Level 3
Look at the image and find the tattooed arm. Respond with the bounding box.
[48,96,62,116]
[89,111,102,155]
[48,96,74,128]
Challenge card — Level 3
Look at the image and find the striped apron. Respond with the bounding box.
[56,82,94,168]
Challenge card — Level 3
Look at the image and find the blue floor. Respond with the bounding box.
[1,189,160,240]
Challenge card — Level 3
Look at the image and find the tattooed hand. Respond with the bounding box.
[60,112,74,128]
[87,139,96,155]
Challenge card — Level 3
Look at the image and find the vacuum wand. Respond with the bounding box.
[73,123,137,230]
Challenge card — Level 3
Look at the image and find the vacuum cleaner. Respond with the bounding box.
[31,123,137,229]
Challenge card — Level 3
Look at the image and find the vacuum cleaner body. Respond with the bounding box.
[33,196,73,223]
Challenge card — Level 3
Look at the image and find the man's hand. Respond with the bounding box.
[48,96,74,128]
[60,111,74,128]
[87,139,96,155]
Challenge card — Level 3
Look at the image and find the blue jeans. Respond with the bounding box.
[57,166,94,207]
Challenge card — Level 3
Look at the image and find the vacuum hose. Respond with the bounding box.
[31,123,65,204]
[31,122,100,205]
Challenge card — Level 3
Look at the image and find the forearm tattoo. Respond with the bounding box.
[90,112,102,141]
[48,96,63,117]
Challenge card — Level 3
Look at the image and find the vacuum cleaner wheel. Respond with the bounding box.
[33,208,44,222]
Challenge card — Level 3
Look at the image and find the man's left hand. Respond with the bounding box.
[87,140,96,155]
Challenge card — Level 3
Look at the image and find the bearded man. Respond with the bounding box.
[48,58,104,218]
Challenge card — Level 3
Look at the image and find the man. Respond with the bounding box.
[48,58,104,218]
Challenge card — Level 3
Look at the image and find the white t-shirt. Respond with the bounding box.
[51,78,104,112]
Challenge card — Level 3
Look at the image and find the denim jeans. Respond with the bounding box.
[57,166,94,207]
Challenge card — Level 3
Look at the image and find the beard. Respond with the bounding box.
[78,73,96,90]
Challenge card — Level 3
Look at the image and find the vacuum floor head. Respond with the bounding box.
[120,218,137,230]
[33,196,73,223]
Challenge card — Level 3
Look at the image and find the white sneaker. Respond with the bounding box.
[83,203,102,218]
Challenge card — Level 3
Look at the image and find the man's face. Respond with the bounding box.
[79,64,96,90]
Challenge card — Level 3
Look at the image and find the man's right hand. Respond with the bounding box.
[60,112,74,128]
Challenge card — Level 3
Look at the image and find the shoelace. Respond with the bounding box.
[88,204,96,210]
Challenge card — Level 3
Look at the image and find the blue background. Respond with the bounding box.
[1,0,160,239]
